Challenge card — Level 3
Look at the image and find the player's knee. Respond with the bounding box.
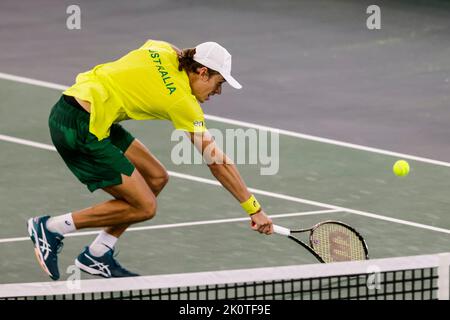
[149,172,169,193]
[140,200,157,221]
[157,172,169,190]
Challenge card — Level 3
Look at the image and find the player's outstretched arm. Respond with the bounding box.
[188,131,273,234]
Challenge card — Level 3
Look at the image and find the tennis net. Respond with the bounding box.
[0,252,448,300]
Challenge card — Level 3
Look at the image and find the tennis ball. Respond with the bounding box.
[393,160,410,177]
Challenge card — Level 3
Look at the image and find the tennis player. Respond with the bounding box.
[27,40,273,280]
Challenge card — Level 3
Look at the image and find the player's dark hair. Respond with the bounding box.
[178,48,220,76]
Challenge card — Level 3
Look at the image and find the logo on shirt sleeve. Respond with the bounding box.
[193,120,204,127]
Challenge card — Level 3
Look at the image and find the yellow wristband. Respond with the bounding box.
[241,195,261,215]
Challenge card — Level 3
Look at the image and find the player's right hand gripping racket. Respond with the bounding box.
[273,220,369,263]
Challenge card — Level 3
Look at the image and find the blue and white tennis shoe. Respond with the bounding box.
[27,216,64,280]
[75,246,139,278]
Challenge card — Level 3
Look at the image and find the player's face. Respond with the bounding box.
[190,68,225,103]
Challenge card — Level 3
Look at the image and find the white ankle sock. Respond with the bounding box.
[89,231,118,257]
[46,213,76,235]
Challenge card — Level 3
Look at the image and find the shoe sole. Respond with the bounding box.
[27,218,55,279]
[75,259,111,278]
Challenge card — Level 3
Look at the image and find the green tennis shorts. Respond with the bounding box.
[48,95,135,192]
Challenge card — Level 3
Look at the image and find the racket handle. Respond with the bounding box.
[273,224,291,236]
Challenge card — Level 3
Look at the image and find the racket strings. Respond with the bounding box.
[310,223,367,263]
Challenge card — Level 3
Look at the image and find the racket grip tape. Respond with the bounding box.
[273,225,291,236]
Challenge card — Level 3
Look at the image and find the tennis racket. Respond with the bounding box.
[273,220,369,263]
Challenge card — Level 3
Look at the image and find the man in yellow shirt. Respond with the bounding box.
[27,40,273,280]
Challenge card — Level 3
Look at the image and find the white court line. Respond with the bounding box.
[1,135,450,235]
[0,72,67,91]
[168,171,450,234]
[1,71,450,168]
[0,134,56,151]
[0,209,341,244]
[204,115,450,168]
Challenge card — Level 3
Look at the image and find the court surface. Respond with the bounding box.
[1,0,449,285]
[1,77,450,284]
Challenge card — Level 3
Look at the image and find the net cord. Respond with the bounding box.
[0,252,447,299]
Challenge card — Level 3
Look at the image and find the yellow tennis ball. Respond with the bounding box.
[393,160,410,177]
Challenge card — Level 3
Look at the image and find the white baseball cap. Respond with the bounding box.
[193,42,242,89]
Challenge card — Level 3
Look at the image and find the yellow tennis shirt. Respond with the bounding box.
[64,40,207,140]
